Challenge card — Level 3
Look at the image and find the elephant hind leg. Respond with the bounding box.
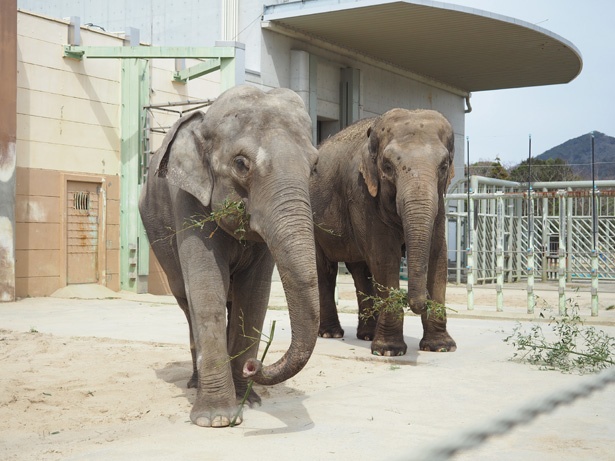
[175,296,199,388]
[345,261,377,341]
[317,254,344,338]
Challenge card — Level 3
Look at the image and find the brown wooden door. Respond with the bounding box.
[67,181,100,284]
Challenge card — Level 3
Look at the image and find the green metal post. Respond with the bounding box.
[120,58,149,292]
[591,250,599,316]
[526,189,535,314]
[558,191,566,315]
[466,176,477,311]
[217,41,245,91]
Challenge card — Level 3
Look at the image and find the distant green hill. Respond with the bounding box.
[536,131,615,180]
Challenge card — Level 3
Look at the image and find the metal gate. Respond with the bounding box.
[447,177,615,283]
[67,181,100,284]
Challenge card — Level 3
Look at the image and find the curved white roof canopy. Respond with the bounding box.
[262,0,582,95]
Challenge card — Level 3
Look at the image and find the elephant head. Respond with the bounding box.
[360,108,455,314]
[152,85,320,385]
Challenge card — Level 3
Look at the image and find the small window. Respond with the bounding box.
[73,191,90,211]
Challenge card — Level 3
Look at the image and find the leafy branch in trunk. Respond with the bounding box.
[152,199,250,245]
[187,199,250,240]
[504,303,615,374]
[359,280,456,321]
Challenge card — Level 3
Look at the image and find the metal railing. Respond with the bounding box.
[445,176,615,316]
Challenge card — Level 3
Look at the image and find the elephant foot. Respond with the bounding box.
[371,338,407,357]
[356,319,376,341]
[187,371,198,389]
[235,386,262,408]
[356,327,375,341]
[191,404,242,428]
[419,332,457,352]
[318,323,344,338]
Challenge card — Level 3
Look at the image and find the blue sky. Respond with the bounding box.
[450,0,615,166]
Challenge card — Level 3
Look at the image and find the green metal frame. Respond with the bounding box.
[63,44,243,292]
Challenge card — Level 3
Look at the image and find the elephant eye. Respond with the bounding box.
[381,159,394,177]
[439,161,449,175]
[233,155,251,176]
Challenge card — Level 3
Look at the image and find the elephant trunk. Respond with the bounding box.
[399,180,439,315]
[243,183,319,385]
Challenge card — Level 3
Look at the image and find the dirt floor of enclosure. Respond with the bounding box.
[1,275,614,461]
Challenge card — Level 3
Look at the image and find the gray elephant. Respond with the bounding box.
[310,108,457,356]
[139,85,320,427]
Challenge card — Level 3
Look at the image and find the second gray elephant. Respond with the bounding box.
[139,85,320,427]
[310,108,457,356]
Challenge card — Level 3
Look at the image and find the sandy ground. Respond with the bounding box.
[1,275,614,461]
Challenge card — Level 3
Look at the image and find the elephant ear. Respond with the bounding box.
[153,111,213,207]
[360,125,380,197]
[443,123,456,188]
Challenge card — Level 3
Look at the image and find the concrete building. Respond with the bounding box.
[0,0,582,299]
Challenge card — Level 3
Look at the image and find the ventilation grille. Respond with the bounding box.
[73,191,90,211]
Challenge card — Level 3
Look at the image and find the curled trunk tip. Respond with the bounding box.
[243,358,262,378]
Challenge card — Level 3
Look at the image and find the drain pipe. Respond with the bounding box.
[464,94,472,113]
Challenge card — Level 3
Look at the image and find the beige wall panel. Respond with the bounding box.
[106,223,120,250]
[16,168,61,197]
[17,114,119,151]
[105,178,120,201]
[151,79,220,102]
[16,276,61,298]
[105,272,120,292]
[18,62,120,105]
[17,12,67,46]
[148,249,171,295]
[16,141,119,174]
[106,200,120,226]
[15,249,61,278]
[17,88,119,129]
[15,195,60,223]
[15,223,61,250]
[17,34,122,82]
[105,249,119,283]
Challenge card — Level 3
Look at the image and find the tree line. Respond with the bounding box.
[467,157,578,183]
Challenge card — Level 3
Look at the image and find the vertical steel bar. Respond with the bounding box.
[591,133,599,316]
[558,191,567,315]
[496,194,504,311]
[526,136,535,314]
[466,139,474,310]
[541,189,548,282]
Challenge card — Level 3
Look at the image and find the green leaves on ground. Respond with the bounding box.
[504,303,615,374]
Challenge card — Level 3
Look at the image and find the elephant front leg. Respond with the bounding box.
[419,313,456,352]
[420,218,457,352]
[182,256,240,427]
[189,297,240,427]
[368,260,407,356]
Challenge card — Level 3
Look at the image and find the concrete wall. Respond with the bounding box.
[256,29,467,181]
[15,10,220,297]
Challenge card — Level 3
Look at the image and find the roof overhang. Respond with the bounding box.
[262,0,582,95]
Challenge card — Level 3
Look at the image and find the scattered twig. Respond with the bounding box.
[504,302,615,374]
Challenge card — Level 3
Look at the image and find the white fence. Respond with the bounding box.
[445,176,615,316]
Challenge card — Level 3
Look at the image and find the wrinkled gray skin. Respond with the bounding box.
[310,108,457,356]
[139,85,320,427]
